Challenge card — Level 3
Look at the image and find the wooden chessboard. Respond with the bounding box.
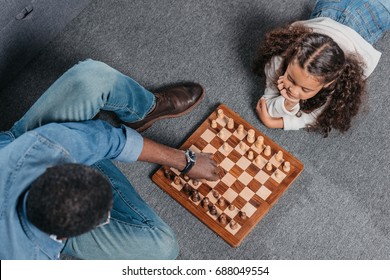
[152,104,304,247]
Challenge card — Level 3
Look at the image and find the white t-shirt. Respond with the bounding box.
[263,17,382,130]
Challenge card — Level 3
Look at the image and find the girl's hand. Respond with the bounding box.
[277,76,300,104]
[277,76,300,111]
[256,98,283,129]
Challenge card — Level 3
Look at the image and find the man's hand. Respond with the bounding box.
[187,152,219,181]
[256,97,284,129]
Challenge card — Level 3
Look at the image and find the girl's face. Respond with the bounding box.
[283,61,329,101]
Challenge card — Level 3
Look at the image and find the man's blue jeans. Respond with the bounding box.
[9,59,179,259]
[310,0,390,45]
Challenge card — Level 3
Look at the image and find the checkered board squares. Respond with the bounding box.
[152,104,304,247]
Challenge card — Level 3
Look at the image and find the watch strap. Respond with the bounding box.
[180,149,196,174]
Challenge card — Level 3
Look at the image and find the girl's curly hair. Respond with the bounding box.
[253,24,366,137]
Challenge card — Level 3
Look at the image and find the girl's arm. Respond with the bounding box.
[256,98,284,129]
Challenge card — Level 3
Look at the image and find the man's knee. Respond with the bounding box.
[151,227,180,259]
[65,59,119,96]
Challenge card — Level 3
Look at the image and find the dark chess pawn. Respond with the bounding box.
[201,197,210,209]
[217,197,225,207]
[229,220,238,230]
[164,169,174,180]
[218,213,227,226]
[174,176,181,185]
[239,211,247,219]
[182,183,192,195]
[209,204,218,215]
[191,189,200,202]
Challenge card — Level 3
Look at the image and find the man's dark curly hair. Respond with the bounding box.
[26,164,112,238]
[253,24,366,137]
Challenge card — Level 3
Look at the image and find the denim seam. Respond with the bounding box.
[102,103,145,121]
[93,163,153,226]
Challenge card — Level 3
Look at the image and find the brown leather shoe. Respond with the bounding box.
[126,82,205,132]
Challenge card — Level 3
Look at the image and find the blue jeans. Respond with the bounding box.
[9,59,179,259]
[310,0,390,45]
[11,59,155,138]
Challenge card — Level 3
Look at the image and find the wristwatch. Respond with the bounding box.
[180,149,197,174]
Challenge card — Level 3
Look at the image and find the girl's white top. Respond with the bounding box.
[263,17,382,130]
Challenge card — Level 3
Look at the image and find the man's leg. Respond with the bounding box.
[10,59,155,138]
[10,59,205,137]
[62,159,179,260]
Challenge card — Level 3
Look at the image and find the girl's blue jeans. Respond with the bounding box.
[310,0,390,45]
[10,59,179,259]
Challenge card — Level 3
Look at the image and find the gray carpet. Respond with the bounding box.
[1,0,389,259]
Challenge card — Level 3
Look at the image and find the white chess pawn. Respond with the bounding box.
[223,142,229,151]
[237,124,244,135]
[248,151,254,160]
[275,150,283,162]
[283,161,291,172]
[227,118,234,129]
[264,145,271,156]
[217,109,224,119]
[247,129,255,143]
[255,136,264,149]
[211,119,217,128]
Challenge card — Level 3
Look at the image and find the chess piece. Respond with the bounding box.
[218,213,227,225]
[211,119,217,128]
[247,129,255,143]
[237,124,244,135]
[283,161,291,172]
[239,142,246,151]
[264,145,271,156]
[217,197,225,207]
[274,170,281,178]
[218,130,224,139]
[255,136,264,149]
[228,204,235,211]
[191,189,200,202]
[192,179,200,186]
[164,169,174,180]
[183,183,191,194]
[255,156,263,165]
[229,220,238,230]
[201,197,210,209]
[217,109,224,119]
[183,175,190,181]
[239,211,247,219]
[266,162,272,171]
[209,205,218,215]
[223,142,229,151]
[174,176,181,185]
[227,118,234,129]
[275,150,283,162]
[212,190,220,198]
[247,150,254,160]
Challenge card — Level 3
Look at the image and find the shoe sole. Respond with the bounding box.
[135,85,206,132]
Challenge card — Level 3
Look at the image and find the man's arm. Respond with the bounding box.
[35,120,219,181]
[139,138,219,181]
